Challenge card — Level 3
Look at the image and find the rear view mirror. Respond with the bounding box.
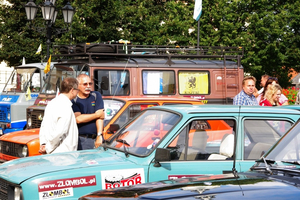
[109,124,120,133]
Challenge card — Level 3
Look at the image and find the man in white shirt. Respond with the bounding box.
[39,77,79,154]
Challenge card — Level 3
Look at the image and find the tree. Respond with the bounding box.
[1,0,300,88]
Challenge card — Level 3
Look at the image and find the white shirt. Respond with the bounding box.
[257,87,264,95]
[39,94,78,154]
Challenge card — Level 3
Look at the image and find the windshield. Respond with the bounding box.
[41,65,88,94]
[103,99,125,126]
[107,109,180,156]
[3,68,41,93]
[266,120,300,163]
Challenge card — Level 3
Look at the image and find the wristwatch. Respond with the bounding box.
[97,132,103,136]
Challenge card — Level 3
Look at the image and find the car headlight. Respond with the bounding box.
[7,113,10,120]
[17,145,28,157]
[27,117,32,127]
[14,187,23,200]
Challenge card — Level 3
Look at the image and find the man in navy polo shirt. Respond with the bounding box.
[72,74,105,150]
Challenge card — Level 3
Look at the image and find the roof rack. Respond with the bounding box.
[52,43,244,63]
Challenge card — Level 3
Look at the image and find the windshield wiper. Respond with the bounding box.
[116,139,130,146]
[263,156,273,175]
[116,139,130,157]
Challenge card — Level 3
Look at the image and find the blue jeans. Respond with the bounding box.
[78,136,95,150]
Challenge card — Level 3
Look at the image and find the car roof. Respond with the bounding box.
[146,104,300,115]
[102,96,204,103]
[16,62,57,70]
[88,59,241,69]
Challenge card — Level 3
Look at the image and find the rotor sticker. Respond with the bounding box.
[101,168,145,189]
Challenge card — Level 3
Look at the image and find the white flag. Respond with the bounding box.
[36,44,42,55]
[193,0,202,21]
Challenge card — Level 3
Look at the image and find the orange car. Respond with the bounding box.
[0,96,203,162]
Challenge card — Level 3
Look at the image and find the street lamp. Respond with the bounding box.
[24,0,75,60]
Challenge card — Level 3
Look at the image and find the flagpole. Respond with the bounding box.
[197,20,200,55]
[193,0,202,55]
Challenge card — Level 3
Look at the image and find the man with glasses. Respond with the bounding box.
[39,77,79,154]
[72,74,105,150]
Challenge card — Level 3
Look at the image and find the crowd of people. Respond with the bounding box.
[233,74,289,106]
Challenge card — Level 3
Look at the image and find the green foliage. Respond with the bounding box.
[0,0,300,88]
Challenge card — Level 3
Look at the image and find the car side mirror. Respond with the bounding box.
[154,148,171,167]
[109,124,120,134]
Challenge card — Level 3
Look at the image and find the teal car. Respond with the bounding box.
[0,105,299,200]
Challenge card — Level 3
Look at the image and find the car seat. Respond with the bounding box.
[208,134,234,160]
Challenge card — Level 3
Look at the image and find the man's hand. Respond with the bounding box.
[39,144,47,154]
[94,135,103,148]
[95,109,105,119]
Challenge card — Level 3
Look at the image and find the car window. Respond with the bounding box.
[267,121,300,161]
[142,70,175,95]
[244,119,293,160]
[167,119,236,161]
[94,69,130,96]
[109,110,180,156]
[103,99,125,127]
[113,104,158,128]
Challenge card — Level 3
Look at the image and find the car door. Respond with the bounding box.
[148,115,296,182]
[148,117,238,182]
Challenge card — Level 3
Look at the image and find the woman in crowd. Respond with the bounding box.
[259,84,282,106]
[256,77,288,105]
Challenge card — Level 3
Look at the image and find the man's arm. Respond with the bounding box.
[94,109,105,148]
[233,95,238,105]
[39,110,48,154]
[74,110,103,124]
[39,129,47,154]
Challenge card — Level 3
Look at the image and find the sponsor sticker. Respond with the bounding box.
[101,168,145,190]
[39,188,73,200]
[38,175,96,200]
[86,160,98,165]
[183,95,206,100]
[36,98,50,106]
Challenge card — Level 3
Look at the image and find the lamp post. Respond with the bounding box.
[24,0,75,60]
